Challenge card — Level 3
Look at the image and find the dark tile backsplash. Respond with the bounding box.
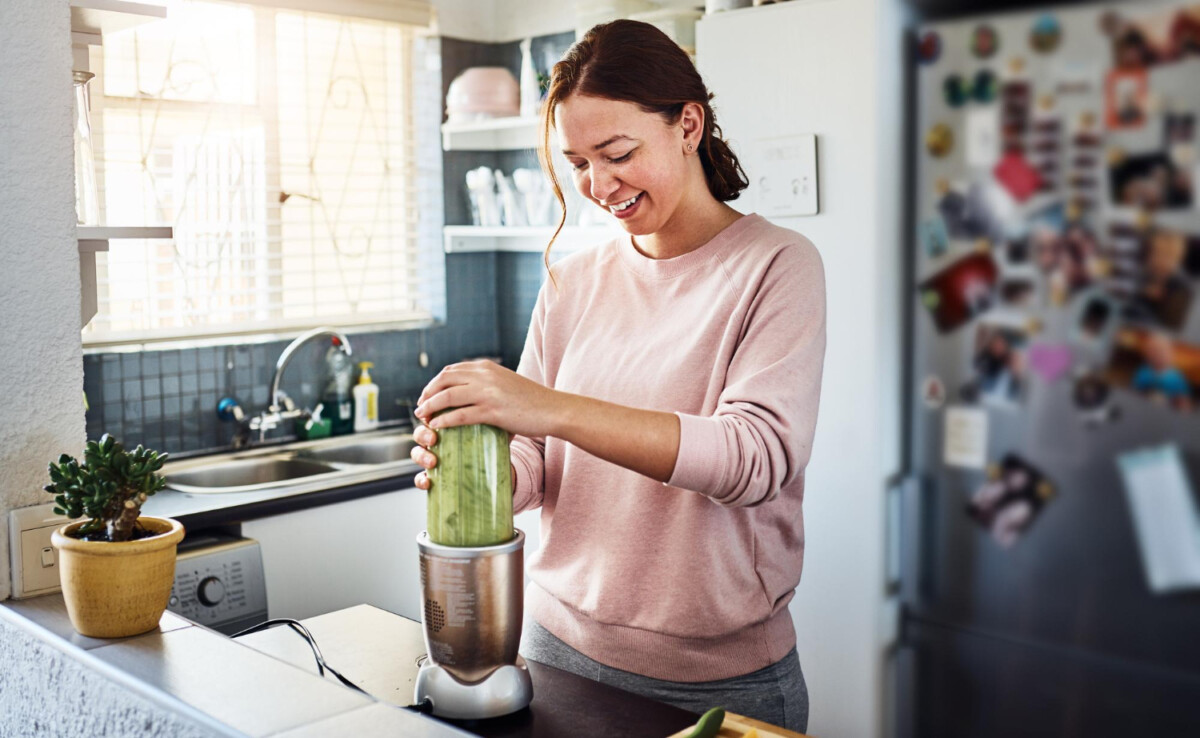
[84,33,567,456]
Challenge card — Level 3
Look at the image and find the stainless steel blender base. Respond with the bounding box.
[414,656,533,719]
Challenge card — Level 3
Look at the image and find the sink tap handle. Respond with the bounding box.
[217,397,245,423]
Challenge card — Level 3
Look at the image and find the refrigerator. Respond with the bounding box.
[902,1,1200,736]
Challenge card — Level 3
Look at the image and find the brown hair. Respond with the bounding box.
[537,19,749,277]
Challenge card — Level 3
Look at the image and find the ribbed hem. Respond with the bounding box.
[666,412,727,495]
[526,582,796,682]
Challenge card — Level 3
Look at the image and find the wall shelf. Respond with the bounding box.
[70,0,167,37]
[443,225,622,254]
[78,225,173,329]
[442,116,540,152]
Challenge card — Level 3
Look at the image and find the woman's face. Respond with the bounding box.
[555,94,694,235]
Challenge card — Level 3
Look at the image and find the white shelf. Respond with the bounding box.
[77,225,173,242]
[442,116,540,151]
[443,225,623,253]
[77,226,173,329]
[70,0,167,37]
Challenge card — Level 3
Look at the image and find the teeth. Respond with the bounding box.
[610,194,640,212]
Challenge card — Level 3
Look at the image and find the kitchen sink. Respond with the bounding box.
[295,435,417,466]
[165,458,341,494]
[163,429,420,495]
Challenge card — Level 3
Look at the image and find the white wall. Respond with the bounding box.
[0,1,86,600]
[697,1,906,736]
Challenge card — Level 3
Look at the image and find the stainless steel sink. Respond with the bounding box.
[295,435,417,465]
[165,458,340,494]
[163,429,420,495]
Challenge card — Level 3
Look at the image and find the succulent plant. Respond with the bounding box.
[44,434,169,542]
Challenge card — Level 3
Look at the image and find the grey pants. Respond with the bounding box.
[519,619,809,733]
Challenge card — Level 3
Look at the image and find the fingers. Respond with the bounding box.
[413,425,438,448]
[409,440,438,469]
[415,471,431,491]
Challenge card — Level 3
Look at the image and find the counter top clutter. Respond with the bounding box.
[0,597,807,737]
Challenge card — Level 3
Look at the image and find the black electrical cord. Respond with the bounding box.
[230,618,436,714]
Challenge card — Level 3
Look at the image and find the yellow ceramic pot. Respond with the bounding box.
[51,516,185,638]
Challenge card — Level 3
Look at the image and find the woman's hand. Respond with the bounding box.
[409,425,438,491]
[414,360,559,438]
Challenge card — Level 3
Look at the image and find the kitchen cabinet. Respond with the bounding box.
[241,486,542,622]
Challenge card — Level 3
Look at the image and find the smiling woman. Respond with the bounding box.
[411,19,825,733]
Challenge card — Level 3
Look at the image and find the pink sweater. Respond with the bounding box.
[510,214,826,682]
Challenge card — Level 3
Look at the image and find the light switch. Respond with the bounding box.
[752,134,819,217]
[9,503,70,598]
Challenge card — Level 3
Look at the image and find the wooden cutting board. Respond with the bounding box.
[666,712,810,738]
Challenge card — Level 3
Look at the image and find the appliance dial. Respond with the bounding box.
[198,576,226,607]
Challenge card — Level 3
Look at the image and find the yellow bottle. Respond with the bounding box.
[352,361,379,432]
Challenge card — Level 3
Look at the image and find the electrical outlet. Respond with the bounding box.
[8,503,71,599]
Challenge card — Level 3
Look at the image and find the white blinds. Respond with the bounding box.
[82,0,443,347]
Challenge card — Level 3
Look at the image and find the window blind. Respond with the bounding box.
[82,0,443,347]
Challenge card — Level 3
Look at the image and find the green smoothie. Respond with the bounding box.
[426,420,513,546]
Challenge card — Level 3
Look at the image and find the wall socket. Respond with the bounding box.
[8,503,70,599]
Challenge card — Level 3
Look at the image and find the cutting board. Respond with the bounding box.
[666,712,810,738]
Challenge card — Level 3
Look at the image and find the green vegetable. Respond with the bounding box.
[427,419,513,546]
[686,707,725,738]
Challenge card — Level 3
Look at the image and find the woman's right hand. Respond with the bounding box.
[410,424,439,491]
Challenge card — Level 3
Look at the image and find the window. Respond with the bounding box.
[83,0,443,347]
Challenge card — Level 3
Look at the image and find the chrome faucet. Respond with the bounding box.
[219,327,353,447]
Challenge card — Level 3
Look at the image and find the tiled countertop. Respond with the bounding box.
[0,595,472,738]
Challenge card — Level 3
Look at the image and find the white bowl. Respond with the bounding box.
[446,67,520,122]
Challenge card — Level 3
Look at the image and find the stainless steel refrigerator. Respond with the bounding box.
[901,1,1200,735]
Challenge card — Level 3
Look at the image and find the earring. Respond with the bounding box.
[686,143,694,152]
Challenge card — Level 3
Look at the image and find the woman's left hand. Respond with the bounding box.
[415,360,559,437]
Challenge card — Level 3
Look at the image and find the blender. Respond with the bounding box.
[414,421,533,719]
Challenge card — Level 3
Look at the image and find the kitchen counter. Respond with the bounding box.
[0,595,710,737]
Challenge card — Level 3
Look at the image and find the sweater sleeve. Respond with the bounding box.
[511,282,550,514]
[667,241,826,507]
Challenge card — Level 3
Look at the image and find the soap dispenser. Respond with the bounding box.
[353,361,380,432]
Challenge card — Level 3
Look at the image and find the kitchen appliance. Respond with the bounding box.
[413,529,533,719]
[168,533,268,636]
[895,3,1200,736]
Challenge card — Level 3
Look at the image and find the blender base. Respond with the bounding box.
[414,656,533,719]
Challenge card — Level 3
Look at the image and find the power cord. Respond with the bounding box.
[230,618,435,714]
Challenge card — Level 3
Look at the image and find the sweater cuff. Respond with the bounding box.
[666,412,727,495]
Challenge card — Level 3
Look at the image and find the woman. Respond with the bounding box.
[411,20,825,732]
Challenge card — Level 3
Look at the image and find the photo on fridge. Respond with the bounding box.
[966,453,1056,549]
[960,321,1030,408]
[1107,326,1200,412]
[917,251,1000,334]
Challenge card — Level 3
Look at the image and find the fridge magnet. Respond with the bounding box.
[962,321,1029,408]
[1021,205,1101,301]
[1073,370,1112,410]
[1107,327,1200,413]
[966,108,1001,168]
[993,149,1043,202]
[1116,444,1200,594]
[1109,150,1193,209]
[971,69,998,104]
[1030,14,1062,54]
[971,24,999,59]
[917,251,1000,333]
[966,453,1056,549]
[1165,112,1196,170]
[1123,229,1195,330]
[1103,10,1161,69]
[943,75,969,108]
[1105,5,1200,70]
[917,30,942,65]
[926,123,955,158]
[1104,68,1148,130]
[922,375,946,410]
[943,405,989,469]
[1027,343,1073,384]
[919,217,951,259]
[1069,286,1120,355]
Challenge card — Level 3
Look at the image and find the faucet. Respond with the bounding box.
[219,327,353,448]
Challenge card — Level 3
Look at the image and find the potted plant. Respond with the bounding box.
[45,434,184,638]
